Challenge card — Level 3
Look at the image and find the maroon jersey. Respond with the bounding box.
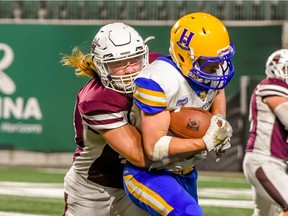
[72,79,133,188]
[246,78,288,160]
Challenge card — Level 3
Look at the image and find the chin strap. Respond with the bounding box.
[144,36,155,44]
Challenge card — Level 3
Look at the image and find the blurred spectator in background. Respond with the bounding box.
[37,1,47,19]
[13,1,22,19]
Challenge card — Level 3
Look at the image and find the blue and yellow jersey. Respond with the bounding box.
[133,56,218,114]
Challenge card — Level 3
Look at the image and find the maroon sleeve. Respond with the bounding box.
[148,51,162,64]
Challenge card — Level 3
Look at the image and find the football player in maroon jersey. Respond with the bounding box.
[61,22,161,216]
[243,49,288,216]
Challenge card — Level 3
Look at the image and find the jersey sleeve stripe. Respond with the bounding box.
[135,77,164,91]
[257,84,288,98]
[83,111,125,121]
[82,111,128,130]
[133,71,167,114]
[84,116,127,130]
[92,121,127,130]
[134,89,167,107]
[136,85,165,97]
[134,98,166,114]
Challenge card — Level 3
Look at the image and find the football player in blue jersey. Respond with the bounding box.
[123,12,235,215]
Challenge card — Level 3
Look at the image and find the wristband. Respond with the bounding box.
[152,136,172,161]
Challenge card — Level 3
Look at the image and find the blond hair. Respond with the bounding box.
[61,47,97,78]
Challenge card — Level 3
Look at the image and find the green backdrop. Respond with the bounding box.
[0,23,282,152]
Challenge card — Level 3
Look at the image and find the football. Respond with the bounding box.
[169,107,212,138]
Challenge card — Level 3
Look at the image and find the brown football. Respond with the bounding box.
[169,107,212,139]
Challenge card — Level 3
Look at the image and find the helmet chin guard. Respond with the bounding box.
[188,43,235,90]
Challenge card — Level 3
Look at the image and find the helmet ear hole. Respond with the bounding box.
[178,54,184,63]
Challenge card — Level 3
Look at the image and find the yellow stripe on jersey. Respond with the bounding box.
[134,86,167,107]
[124,174,174,215]
[136,86,165,97]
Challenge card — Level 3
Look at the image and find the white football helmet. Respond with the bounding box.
[265,49,288,84]
[91,22,149,93]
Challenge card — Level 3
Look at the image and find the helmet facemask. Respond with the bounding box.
[188,44,235,90]
[265,49,288,84]
[93,53,148,93]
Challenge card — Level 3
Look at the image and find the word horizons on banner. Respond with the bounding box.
[0,121,42,134]
[0,97,43,134]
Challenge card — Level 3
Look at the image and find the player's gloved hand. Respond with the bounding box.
[213,137,231,153]
[202,115,233,151]
[194,150,207,160]
[213,137,231,162]
[213,115,232,152]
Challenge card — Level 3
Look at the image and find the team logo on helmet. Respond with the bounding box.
[176,28,194,51]
[91,42,96,51]
[271,54,281,64]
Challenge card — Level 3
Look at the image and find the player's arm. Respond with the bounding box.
[134,77,207,160]
[141,109,207,161]
[264,96,288,130]
[210,89,226,117]
[134,77,232,161]
[209,88,233,157]
[102,124,152,167]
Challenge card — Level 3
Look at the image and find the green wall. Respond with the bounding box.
[0,23,282,152]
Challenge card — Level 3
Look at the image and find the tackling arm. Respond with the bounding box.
[103,124,152,168]
[264,96,288,130]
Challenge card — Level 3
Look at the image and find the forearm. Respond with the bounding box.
[273,101,288,130]
[142,110,209,161]
[210,89,226,116]
[147,114,233,161]
[103,125,153,168]
[168,136,206,158]
[148,134,207,161]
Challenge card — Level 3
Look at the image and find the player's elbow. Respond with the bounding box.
[145,147,155,161]
[125,136,150,168]
[128,152,147,168]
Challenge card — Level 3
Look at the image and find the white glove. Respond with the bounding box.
[194,150,207,160]
[203,115,233,151]
[213,137,231,152]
